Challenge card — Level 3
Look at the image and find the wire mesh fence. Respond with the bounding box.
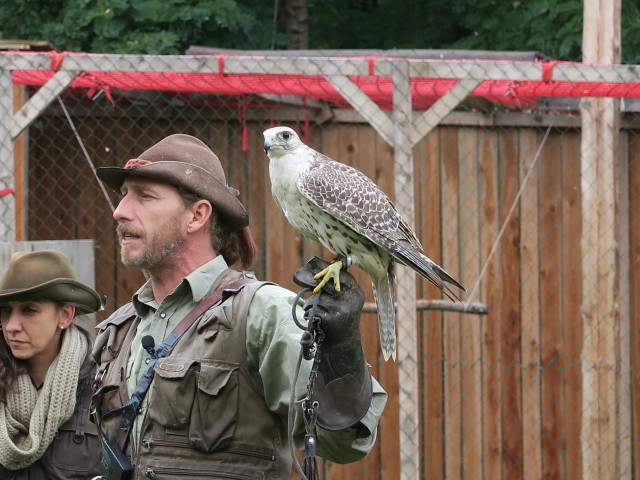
[1,50,638,480]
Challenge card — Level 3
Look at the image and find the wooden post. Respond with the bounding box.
[580,2,629,480]
[12,83,27,241]
[392,60,419,480]
[0,70,15,242]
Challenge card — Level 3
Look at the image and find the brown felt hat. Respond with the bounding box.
[96,134,249,231]
[0,250,104,314]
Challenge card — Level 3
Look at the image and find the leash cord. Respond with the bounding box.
[464,124,552,304]
[288,287,324,480]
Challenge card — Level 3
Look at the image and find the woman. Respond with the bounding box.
[0,250,104,479]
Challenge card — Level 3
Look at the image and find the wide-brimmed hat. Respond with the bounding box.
[0,250,104,314]
[96,134,249,232]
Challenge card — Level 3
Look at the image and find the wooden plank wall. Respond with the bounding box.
[25,112,638,480]
[630,133,640,480]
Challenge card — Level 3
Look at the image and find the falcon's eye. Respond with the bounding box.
[281,131,291,140]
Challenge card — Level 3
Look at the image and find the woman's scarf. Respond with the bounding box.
[0,324,87,470]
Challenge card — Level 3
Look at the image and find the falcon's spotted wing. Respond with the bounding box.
[298,149,423,253]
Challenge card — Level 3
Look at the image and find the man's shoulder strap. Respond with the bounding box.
[172,276,259,338]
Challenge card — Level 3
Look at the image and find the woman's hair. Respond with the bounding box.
[0,334,27,403]
[0,301,68,403]
[178,187,257,270]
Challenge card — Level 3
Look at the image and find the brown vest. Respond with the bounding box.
[91,270,293,480]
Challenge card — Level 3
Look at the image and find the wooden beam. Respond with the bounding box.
[37,101,587,128]
[580,2,624,480]
[186,46,545,62]
[391,60,419,480]
[616,132,632,480]
[362,299,488,315]
[519,130,543,480]
[11,69,79,139]
[0,70,15,242]
[323,74,394,146]
[0,52,51,70]
[458,126,482,480]
[12,84,27,241]
[441,127,462,480]
[4,51,640,85]
[411,76,483,147]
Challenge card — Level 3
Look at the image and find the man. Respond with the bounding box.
[90,133,387,479]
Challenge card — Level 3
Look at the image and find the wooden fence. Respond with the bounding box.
[22,108,639,479]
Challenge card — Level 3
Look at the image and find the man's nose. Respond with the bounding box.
[113,194,131,222]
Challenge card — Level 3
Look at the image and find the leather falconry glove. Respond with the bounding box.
[293,256,373,431]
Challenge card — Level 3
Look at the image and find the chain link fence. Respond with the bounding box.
[1,50,638,480]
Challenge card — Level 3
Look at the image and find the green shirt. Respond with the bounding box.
[126,256,386,462]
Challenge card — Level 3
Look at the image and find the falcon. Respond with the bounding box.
[263,126,465,361]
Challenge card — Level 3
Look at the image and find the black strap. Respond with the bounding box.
[99,277,255,449]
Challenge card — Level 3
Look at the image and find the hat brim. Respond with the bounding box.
[97,162,249,231]
[0,279,104,314]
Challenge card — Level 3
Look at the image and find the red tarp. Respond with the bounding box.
[9,51,640,111]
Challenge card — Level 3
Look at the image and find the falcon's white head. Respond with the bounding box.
[263,126,303,159]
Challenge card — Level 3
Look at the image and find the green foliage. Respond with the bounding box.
[446,0,640,62]
[0,0,639,63]
[307,0,638,63]
[0,0,277,54]
[445,0,584,60]
[621,2,640,64]
[307,0,465,50]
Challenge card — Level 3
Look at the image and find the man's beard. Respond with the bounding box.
[118,219,186,271]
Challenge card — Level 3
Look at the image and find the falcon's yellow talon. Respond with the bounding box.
[311,279,327,293]
[312,260,343,292]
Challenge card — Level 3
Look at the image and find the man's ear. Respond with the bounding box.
[188,199,213,233]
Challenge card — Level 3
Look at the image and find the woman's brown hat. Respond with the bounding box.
[96,134,249,231]
[0,250,104,314]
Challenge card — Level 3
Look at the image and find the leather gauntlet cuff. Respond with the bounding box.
[312,356,373,431]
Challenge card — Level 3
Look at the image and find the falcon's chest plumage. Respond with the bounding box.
[268,148,387,275]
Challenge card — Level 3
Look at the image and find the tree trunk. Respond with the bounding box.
[277,0,308,49]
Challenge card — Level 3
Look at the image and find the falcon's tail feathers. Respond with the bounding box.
[392,245,465,302]
[431,264,465,302]
[371,267,397,362]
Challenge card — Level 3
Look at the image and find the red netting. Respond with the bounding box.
[11,51,640,110]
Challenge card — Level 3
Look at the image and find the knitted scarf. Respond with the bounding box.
[0,325,87,470]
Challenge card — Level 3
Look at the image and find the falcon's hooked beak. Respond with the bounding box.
[263,138,273,155]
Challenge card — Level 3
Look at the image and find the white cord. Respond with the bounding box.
[58,97,115,212]
[464,124,552,306]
